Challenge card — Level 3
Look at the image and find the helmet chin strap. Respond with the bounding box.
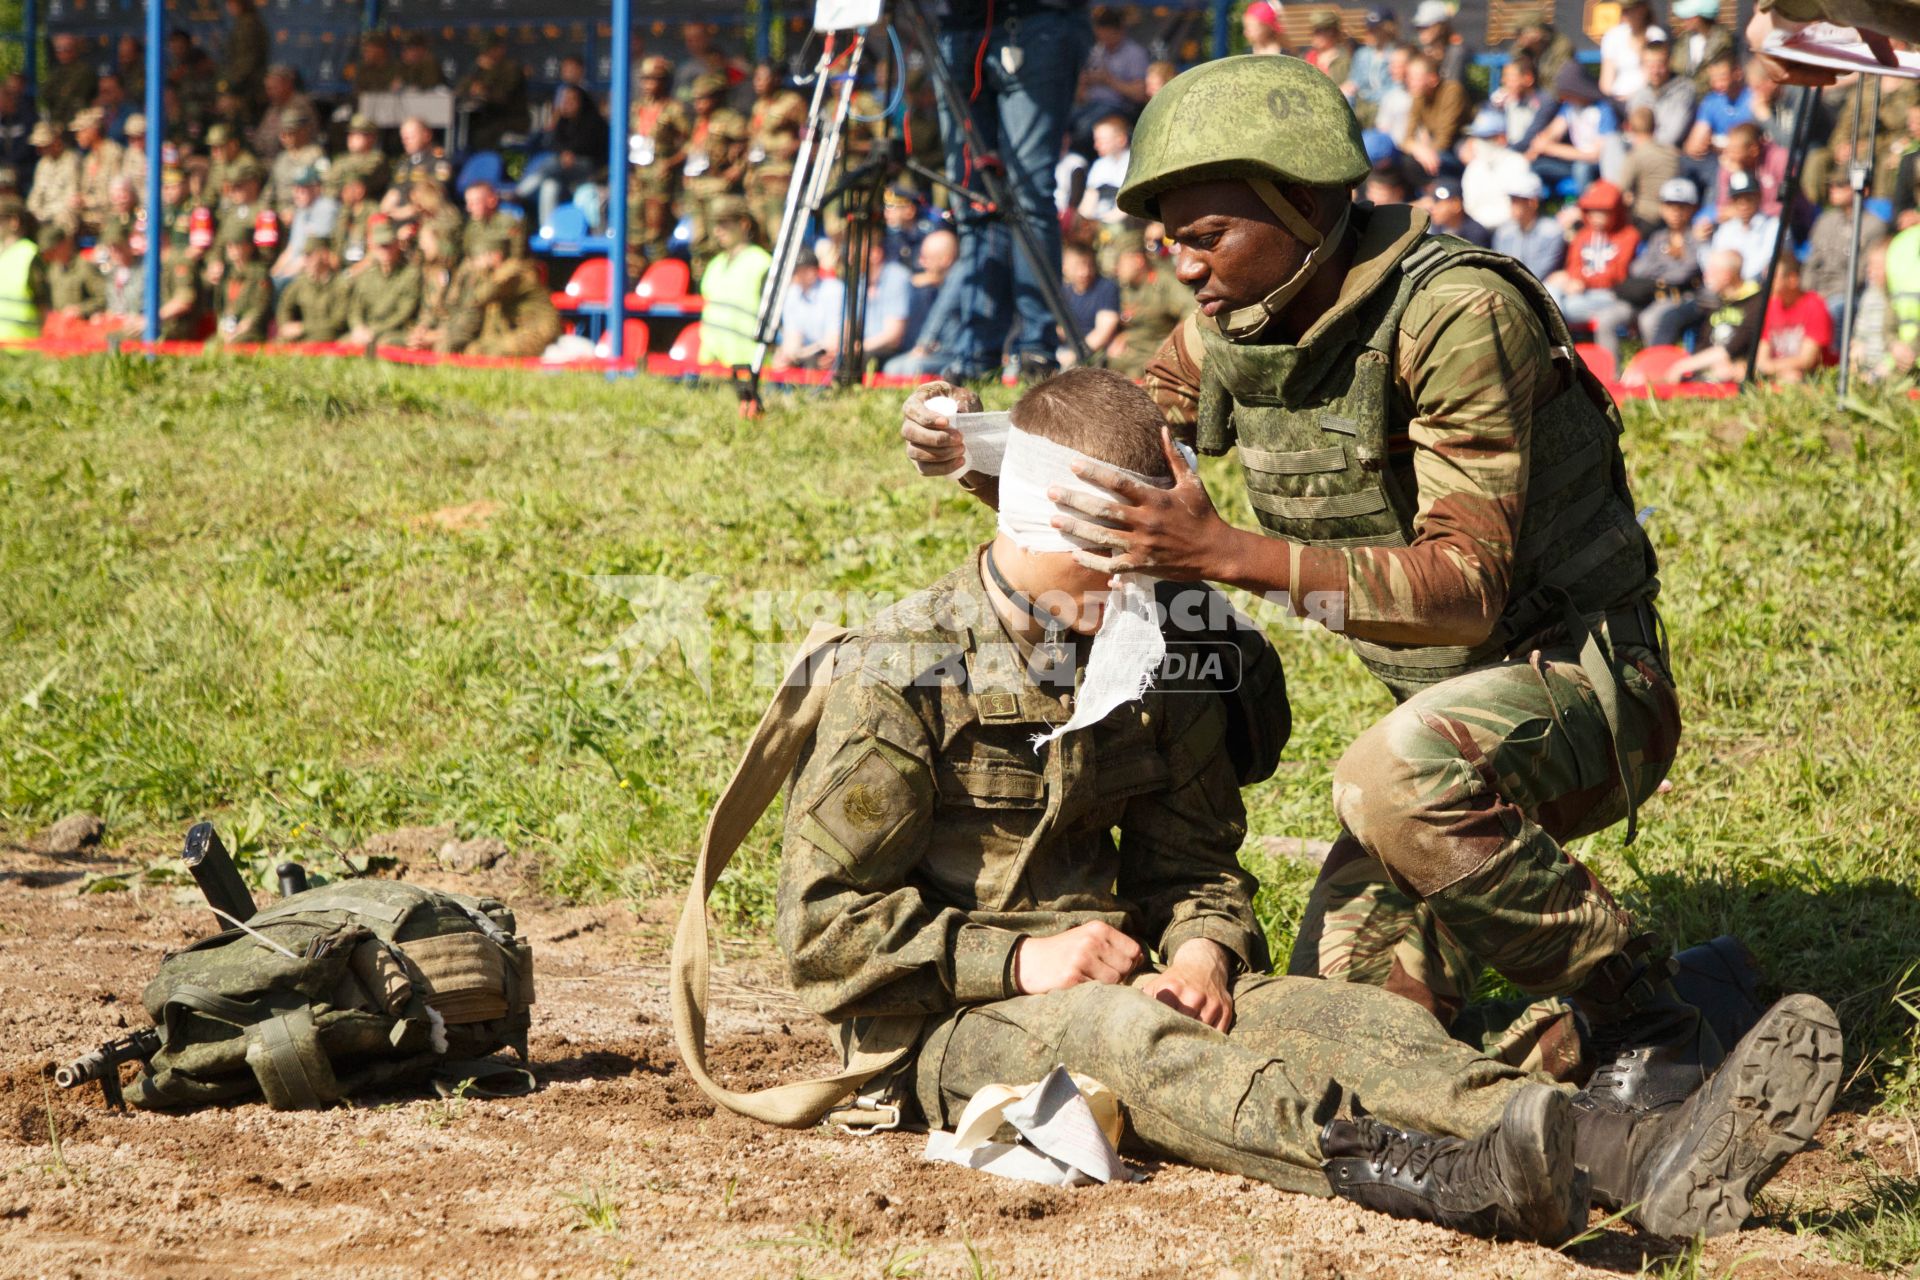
[1219,179,1350,343]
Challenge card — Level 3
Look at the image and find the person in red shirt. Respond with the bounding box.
[1757,255,1835,384]
[1545,180,1642,351]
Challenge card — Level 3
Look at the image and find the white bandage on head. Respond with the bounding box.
[926,393,1186,749]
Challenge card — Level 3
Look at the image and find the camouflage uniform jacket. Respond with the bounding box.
[329,150,392,201]
[47,255,105,316]
[331,198,377,265]
[347,259,423,344]
[222,11,270,102]
[428,258,485,353]
[775,552,1266,1037]
[629,96,690,193]
[158,252,204,341]
[469,258,561,353]
[274,270,350,342]
[683,109,749,194]
[747,90,807,178]
[461,209,528,260]
[43,63,97,126]
[1113,268,1193,379]
[217,258,272,342]
[1144,203,1628,649]
[205,149,258,214]
[76,139,126,226]
[27,149,81,232]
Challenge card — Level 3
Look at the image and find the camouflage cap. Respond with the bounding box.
[368,217,398,246]
[471,225,514,256]
[71,107,104,132]
[348,112,377,133]
[28,121,57,147]
[292,165,323,187]
[96,221,129,248]
[1108,226,1149,256]
[38,223,71,249]
[227,157,265,184]
[279,105,315,130]
[125,113,147,134]
[640,54,673,79]
[1509,6,1550,26]
[206,122,234,146]
[0,193,23,221]
[1311,11,1343,31]
[692,72,728,99]
[1119,55,1369,220]
[161,164,186,184]
[709,194,751,223]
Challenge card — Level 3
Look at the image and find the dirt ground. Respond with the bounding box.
[0,839,1896,1280]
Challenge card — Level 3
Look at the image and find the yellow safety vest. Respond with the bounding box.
[0,237,41,341]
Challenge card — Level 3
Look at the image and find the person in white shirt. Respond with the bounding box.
[1460,107,1535,230]
[1373,45,1414,146]
[1078,114,1133,225]
[1707,172,1781,280]
[1599,0,1665,102]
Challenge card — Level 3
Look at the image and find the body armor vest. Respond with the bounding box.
[1196,234,1658,699]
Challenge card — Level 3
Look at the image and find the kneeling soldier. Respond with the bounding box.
[677,369,1842,1244]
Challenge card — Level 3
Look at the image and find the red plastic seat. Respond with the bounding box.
[595,318,650,359]
[667,321,702,365]
[554,256,612,310]
[1622,344,1689,387]
[634,257,692,304]
[1572,342,1617,383]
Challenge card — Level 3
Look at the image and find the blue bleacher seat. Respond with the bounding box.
[456,151,506,198]
[532,203,593,256]
[1867,197,1894,225]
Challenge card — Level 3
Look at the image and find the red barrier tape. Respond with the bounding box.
[0,334,1783,400]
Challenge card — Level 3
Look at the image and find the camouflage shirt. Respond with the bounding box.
[1144,205,1562,645]
[776,552,1265,1028]
[747,89,808,178]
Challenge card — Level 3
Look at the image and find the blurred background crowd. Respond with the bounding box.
[0,0,1912,386]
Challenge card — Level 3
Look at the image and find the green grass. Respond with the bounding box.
[3,356,1919,1137]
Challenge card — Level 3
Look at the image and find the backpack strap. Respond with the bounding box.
[245,1007,341,1111]
[669,622,926,1129]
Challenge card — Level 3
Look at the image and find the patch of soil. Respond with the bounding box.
[0,844,1882,1280]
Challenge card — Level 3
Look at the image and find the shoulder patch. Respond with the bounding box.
[800,741,930,877]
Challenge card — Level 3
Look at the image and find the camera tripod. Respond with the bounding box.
[747,0,1091,401]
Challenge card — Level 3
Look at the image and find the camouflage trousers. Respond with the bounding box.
[910,974,1531,1195]
[1288,633,1682,1080]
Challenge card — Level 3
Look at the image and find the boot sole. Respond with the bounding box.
[1634,994,1843,1240]
[1498,1083,1588,1245]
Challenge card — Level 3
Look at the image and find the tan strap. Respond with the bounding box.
[669,623,925,1128]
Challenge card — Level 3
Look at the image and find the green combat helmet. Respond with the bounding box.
[1118,55,1370,341]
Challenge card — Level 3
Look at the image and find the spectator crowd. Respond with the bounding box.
[1,0,1918,385]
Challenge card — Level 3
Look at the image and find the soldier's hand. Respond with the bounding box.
[1135,939,1235,1033]
[1013,921,1143,995]
[1050,426,1237,582]
[901,380,979,477]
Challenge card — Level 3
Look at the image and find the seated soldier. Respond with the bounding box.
[681,368,1842,1245]
[274,240,350,343]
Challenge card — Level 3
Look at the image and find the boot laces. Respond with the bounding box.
[1356,1117,1498,1195]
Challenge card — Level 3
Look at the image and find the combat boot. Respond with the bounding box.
[1573,993,1842,1238]
[1321,1083,1590,1244]
[1573,938,1724,1114]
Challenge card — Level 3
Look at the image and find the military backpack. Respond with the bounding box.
[119,879,534,1110]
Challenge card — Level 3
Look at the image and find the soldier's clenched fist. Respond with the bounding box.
[1013,921,1144,994]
